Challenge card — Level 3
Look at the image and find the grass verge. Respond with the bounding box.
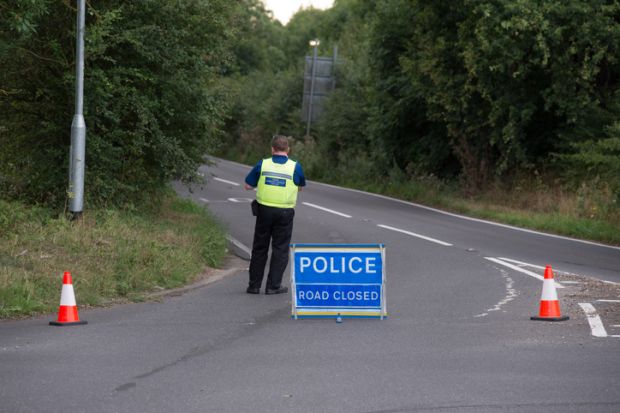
[0,193,227,319]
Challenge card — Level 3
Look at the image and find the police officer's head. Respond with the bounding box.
[271,135,290,154]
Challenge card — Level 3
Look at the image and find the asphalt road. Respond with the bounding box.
[1,157,619,413]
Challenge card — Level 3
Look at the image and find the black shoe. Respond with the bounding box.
[246,287,260,294]
[265,286,288,295]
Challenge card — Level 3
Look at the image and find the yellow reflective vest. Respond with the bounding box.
[256,158,299,208]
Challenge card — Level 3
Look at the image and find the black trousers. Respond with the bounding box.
[248,204,295,290]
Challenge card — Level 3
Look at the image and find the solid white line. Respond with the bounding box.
[578,303,608,338]
[226,235,251,256]
[377,224,452,246]
[597,299,620,303]
[199,197,209,203]
[213,177,240,186]
[302,202,352,218]
[484,257,564,288]
[498,257,577,279]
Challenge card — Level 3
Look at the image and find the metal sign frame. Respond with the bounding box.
[290,244,387,319]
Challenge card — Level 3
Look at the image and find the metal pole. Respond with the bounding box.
[69,0,86,217]
[306,42,318,137]
[332,45,338,91]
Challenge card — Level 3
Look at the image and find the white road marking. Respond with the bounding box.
[377,224,452,246]
[228,198,252,203]
[213,177,240,186]
[603,280,620,286]
[302,202,352,218]
[199,197,209,203]
[474,269,517,318]
[578,303,608,338]
[226,235,251,256]
[597,299,620,303]
[497,258,579,277]
[497,257,547,270]
[484,257,564,288]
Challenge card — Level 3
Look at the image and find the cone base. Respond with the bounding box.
[49,320,88,326]
[530,315,569,322]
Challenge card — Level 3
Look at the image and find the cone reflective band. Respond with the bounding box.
[49,271,87,326]
[531,265,568,322]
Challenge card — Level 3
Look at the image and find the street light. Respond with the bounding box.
[68,0,86,219]
[306,39,320,137]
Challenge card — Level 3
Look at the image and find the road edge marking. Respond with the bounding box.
[226,235,252,257]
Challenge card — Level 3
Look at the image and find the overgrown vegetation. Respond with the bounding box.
[0,194,227,318]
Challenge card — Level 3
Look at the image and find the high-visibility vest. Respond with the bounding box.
[256,158,299,208]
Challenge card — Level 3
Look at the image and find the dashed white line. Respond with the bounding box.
[199,197,209,203]
[597,299,620,303]
[302,202,352,218]
[377,224,452,247]
[485,257,564,288]
[213,177,240,186]
[578,303,608,337]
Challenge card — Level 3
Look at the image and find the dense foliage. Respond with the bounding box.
[1,0,619,211]
[220,0,620,202]
[1,0,236,207]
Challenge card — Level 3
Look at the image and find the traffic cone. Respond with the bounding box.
[49,272,87,326]
[530,265,569,322]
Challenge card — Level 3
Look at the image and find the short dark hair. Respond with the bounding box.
[271,135,290,152]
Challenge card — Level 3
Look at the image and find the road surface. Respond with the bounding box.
[1,157,619,412]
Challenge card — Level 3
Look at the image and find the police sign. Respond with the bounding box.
[290,244,387,319]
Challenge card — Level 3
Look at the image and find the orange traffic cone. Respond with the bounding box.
[49,272,87,326]
[531,265,569,322]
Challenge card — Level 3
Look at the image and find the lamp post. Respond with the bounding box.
[68,0,86,218]
[306,39,320,137]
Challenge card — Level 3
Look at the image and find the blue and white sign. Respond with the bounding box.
[290,244,387,319]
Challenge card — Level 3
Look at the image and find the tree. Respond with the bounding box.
[0,0,237,207]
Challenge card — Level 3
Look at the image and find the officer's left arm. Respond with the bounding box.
[294,163,306,189]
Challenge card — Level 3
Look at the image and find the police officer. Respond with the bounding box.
[244,135,306,294]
